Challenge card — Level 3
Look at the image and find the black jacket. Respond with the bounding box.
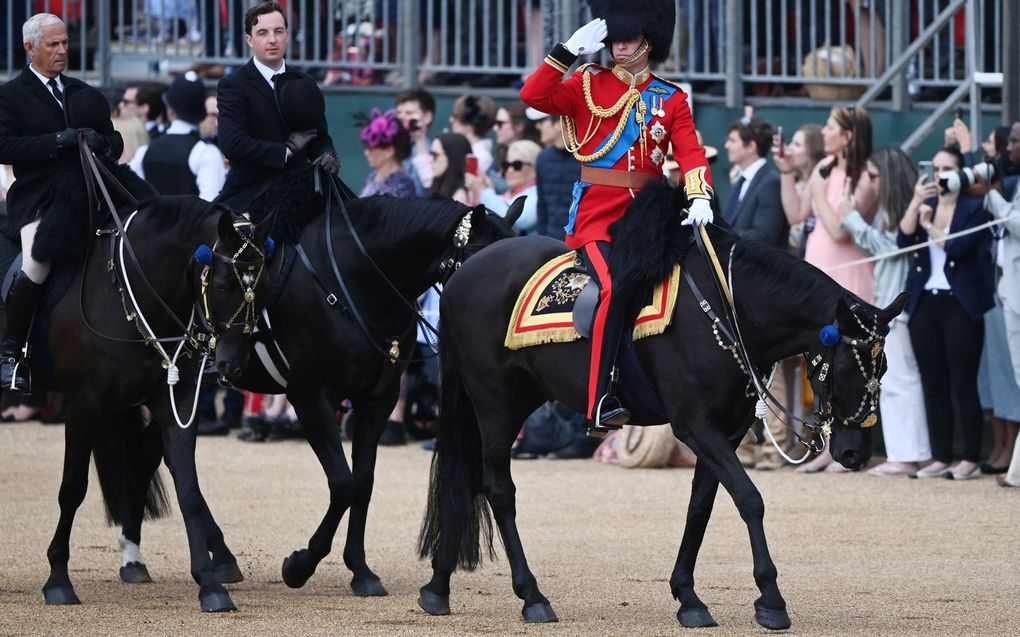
[535,146,581,239]
[215,60,335,211]
[0,67,122,236]
[726,164,788,248]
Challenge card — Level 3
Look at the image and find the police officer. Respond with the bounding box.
[520,0,714,433]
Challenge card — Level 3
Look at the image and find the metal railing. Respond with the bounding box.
[1,0,1006,110]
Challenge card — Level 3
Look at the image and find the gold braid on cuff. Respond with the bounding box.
[683,167,712,199]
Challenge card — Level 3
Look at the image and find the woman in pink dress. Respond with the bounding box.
[788,105,877,472]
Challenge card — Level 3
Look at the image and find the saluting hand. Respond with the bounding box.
[564,18,607,56]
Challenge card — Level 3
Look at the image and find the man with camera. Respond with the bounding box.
[215,1,339,212]
[394,88,436,196]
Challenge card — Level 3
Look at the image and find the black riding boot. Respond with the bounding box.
[0,271,43,392]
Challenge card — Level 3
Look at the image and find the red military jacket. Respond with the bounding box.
[521,44,712,248]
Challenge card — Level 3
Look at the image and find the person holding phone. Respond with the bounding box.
[466,140,540,234]
[898,146,994,481]
[427,132,472,204]
[520,0,715,433]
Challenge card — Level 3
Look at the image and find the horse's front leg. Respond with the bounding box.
[682,421,790,631]
[149,395,235,612]
[342,383,402,597]
[279,386,355,590]
[669,455,721,628]
[42,396,100,605]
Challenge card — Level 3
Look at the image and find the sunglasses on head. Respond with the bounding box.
[501,160,532,172]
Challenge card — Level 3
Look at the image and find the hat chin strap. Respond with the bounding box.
[614,38,650,67]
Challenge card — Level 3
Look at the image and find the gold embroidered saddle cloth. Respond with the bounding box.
[504,252,681,350]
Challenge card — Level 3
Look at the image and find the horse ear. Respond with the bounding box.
[834,297,855,326]
[470,204,488,228]
[503,196,526,229]
[255,210,276,237]
[217,208,234,240]
[876,291,909,325]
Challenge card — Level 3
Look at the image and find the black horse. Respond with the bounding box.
[19,183,275,613]
[417,182,907,629]
[232,180,520,598]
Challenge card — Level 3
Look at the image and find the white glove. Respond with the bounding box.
[681,197,714,226]
[564,18,607,56]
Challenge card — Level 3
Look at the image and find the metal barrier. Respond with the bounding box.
[0,0,1006,109]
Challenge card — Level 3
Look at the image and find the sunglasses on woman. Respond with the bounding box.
[501,160,532,172]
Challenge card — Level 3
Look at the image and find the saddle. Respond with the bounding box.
[504,251,680,350]
[504,251,680,425]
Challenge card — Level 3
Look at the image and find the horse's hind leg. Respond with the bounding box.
[42,399,100,605]
[280,387,355,591]
[477,394,557,623]
[669,458,721,628]
[116,414,166,584]
[343,388,402,597]
[681,424,790,630]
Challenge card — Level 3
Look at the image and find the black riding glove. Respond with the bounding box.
[80,128,109,154]
[54,127,79,150]
[54,127,108,153]
[285,129,318,154]
[312,151,341,175]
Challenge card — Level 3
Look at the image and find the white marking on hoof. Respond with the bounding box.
[118,531,145,567]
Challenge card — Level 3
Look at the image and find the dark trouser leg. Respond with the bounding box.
[1,270,43,392]
[909,293,954,463]
[943,298,985,462]
[580,241,630,428]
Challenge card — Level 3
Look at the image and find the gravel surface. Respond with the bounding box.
[1,422,1016,636]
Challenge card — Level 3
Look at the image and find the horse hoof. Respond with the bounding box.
[199,586,237,613]
[754,605,791,630]
[213,561,244,584]
[418,588,451,615]
[351,576,388,597]
[43,585,81,605]
[677,606,718,628]
[281,550,315,589]
[119,562,152,584]
[522,602,558,623]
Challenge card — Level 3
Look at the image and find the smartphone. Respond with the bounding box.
[919,160,934,182]
[465,153,478,176]
[776,126,785,158]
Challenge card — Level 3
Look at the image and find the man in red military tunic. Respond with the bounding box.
[520,0,714,434]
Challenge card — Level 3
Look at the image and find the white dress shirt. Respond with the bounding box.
[733,157,767,200]
[29,65,63,108]
[252,57,287,87]
[130,119,227,202]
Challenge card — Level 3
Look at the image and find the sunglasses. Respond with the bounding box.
[429,150,441,159]
[493,119,512,129]
[501,160,532,172]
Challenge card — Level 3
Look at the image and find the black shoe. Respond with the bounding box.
[1,272,43,393]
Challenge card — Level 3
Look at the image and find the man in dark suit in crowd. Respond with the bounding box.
[215,1,339,212]
[721,116,787,247]
[0,12,122,391]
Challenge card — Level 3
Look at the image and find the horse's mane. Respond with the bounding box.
[348,195,469,243]
[141,195,220,234]
[608,180,844,319]
[731,240,844,318]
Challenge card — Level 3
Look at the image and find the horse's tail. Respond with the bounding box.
[92,407,171,526]
[416,347,494,571]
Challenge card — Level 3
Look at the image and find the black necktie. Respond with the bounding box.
[270,73,281,84]
[723,175,745,224]
[47,78,63,107]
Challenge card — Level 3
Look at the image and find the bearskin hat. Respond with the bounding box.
[587,0,675,65]
[274,72,325,132]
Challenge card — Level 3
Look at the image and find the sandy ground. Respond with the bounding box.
[0,421,1017,637]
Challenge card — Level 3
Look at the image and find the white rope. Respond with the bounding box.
[726,245,819,465]
[117,212,203,429]
[824,212,1018,272]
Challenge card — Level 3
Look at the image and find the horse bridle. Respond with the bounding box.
[438,211,474,284]
[194,218,270,351]
[805,308,885,431]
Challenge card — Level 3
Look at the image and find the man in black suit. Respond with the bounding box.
[0,13,122,391]
[721,116,788,247]
[215,1,339,212]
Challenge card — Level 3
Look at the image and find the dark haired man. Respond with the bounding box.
[395,88,436,195]
[215,1,339,212]
[721,116,787,246]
